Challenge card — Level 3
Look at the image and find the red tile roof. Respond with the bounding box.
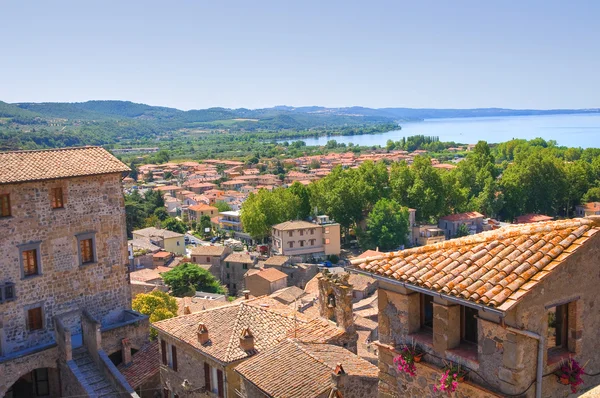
[117,341,159,389]
[0,146,130,184]
[247,268,288,282]
[439,211,484,222]
[515,214,554,224]
[351,218,600,311]
[235,339,377,398]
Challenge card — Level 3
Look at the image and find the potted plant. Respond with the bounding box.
[556,357,587,393]
[433,362,468,395]
[393,340,423,377]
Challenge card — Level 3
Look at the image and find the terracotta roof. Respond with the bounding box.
[577,202,600,211]
[348,274,376,292]
[129,267,170,283]
[190,246,229,257]
[514,214,554,224]
[153,251,172,259]
[133,227,184,239]
[273,220,317,231]
[356,250,381,259]
[270,286,307,305]
[153,297,312,364]
[0,146,130,184]
[225,253,254,264]
[188,204,218,212]
[439,211,484,222]
[117,341,159,389]
[246,268,288,282]
[351,218,600,311]
[264,255,290,266]
[175,296,231,316]
[235,339,378,398]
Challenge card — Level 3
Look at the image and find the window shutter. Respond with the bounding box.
[217,369,224,398]
[204,362,211,391]
[172,345,178,371]
[161,340,167,365]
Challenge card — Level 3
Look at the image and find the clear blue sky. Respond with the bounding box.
[1,0,599,110]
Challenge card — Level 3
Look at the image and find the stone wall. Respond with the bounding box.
[102,317,151,356]
[0,173,132,356]
[337,374,379,398]
[0,345,59,397]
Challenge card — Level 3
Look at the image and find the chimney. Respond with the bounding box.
[197,323,209,345]
[243,290,250,300]
[121,338,132,367]
[183,306,191,315]
[239,327,255,351]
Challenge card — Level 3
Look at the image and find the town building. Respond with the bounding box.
[223,253,256,295]
[187,203,219,223]
[235,338,379,398]
[575,202,600,217]
[438,211,485,239]
[153,291,355,398]
[351,217,600,398]
[411,224,446,246]
[0,147,149,397]
[132,227,185,256]
[271,215,341,260]
[262,258,319,290]
[189,245,232,282]
[515,213,554,224]
[244,268,288,297]
[268,286,307,306]
[218,210,253,244]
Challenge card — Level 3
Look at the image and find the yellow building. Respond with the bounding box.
[132,227,185,255]
[271,215,341,260]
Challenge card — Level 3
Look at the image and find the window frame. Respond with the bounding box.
[0,193,11,217]
[50,187,64,209]
[547,302,570,358]
[19,241,42,278]
[420,294,434,332]
[0,282,16,303]
[460,305,479,345]
[26,304,44,332]
[76,232,97,266]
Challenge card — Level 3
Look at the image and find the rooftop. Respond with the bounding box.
[246,267,288,282]
[578,202,600,211]
[0,146,130,185]
[263,255,290,266]
[351,218,600,312]
[269,286,307,305]
[439,211,485,222]
[514,214,554,224]
[272,220,318,231]
[235,339,378,398]
[188,203,218,212]
[132,227,184,239]
[190,245,229,257]
[225,252,254,264]
[116,341,159,389]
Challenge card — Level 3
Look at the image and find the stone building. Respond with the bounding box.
[0,147,149,397]
[351,217,600,398]
[189,245,232,281]
[271,216,341,260]
[132,227,185,256]
[153,296,351,398]
[223,253,256,295]
[235,338,379,398]
[438,211,485,239]
[243,268,287,297]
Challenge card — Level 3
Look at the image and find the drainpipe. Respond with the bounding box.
[505,325,544,398]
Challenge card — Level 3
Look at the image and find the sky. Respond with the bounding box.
[1,1,599,110]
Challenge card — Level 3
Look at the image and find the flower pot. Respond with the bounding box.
[457,376,466,382]
[413,353,423,363]
[559,376,570,385]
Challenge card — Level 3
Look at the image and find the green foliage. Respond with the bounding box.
[197,215,212,236]
[162,263,225,297]
[162,217,187,234]
[288,181,312,219]
[361,198,409,251]
[153,207,169,221]
[455,223,471,238]
[240,188,300,239]
[131,290,178,339]
[214,201,232,212]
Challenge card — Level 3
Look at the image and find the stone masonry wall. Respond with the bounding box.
[0,345,59,397]
[0,173,131,356]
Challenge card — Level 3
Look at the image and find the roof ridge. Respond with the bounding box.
[351,218,592,266]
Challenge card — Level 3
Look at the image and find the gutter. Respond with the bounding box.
[350,268,506,318]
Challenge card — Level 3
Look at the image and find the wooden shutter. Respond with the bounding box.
[217,369,224,398]
[171,345,178,371]
[163,388,169,398]
[28,307,43,331]
[204,362,211,391]
[161,340,167,365]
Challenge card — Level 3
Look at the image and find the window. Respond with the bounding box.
[28,307,43,331]
[300,230,304,236]
[0,194,11,217]
[288,231,293,237]
[325,227,330,234]
[300,240,304,247]
[77,232,97,266]
[206,256,211,262]
[242,263,248,270]
[171,345,178,371]
[80,239,94,264]
[205,363,224,397]
[226,262,230,268]
[233,283,237,291]
[324,238,330,245]
[161,339,167,365]
[310,239,316,245]
[177,241,180,246]
[226,273,230,279]
[34,368,50,396]
[22,249,39,277]
[288,241,294,248]
[1,282,16,303]
[421,294,434,331]
[461,305,478,344]
[51,187,64,209]
[310,229,315,235]
[547,303,569,356]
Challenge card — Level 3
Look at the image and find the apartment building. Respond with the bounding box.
[271,216,341,260]
[0,147,149,398]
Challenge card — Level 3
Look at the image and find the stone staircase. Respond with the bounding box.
[72,347,121,398]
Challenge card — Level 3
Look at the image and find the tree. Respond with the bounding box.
[197,215,212,236]
[214,201,232,212]
[240,188,300,239]
[455,223,471,238]
[162,217,187,234]
[128,161,138,181]
[162,263,226,297]
[361,198,409,251]
[288,181,312,219]
[146,170,154,182]
[583,187,600,203]
[153,207,169,221]
[132,290,178,339]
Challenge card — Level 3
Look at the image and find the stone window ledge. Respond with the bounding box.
[546,349,572,371]
[446,344,479,371]
[408,330,434,350]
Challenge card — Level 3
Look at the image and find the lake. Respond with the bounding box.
[290,113,600,148]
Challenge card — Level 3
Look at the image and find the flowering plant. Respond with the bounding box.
[557,357,587,393]
[433,363,467,395]
[393,340,423,377]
